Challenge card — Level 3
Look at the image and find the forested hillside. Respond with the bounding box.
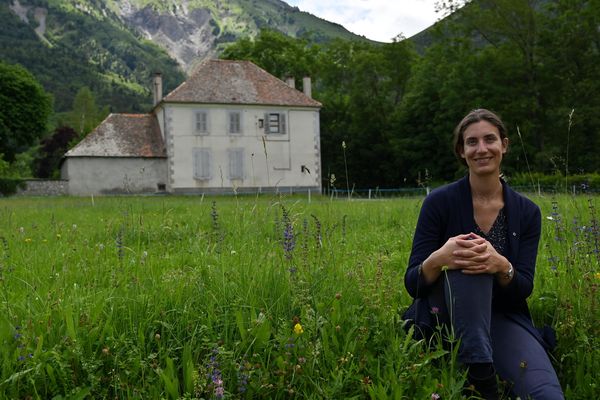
[223,0,600,188]
[0,0,364,112]
[0,0,184,112]
[1,0,599,188]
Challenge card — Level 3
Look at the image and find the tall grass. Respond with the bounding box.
[0,194,597,399]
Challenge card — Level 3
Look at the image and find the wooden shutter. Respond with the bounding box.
[264,113,269,134]
[196,111,208,134]
[228,148,243,179]
[229,112,241,134]
[193,148,211,179]
[280,113,286,134]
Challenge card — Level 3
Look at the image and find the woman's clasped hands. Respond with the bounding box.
[440,233,507,275]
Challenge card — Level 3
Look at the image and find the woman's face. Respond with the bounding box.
[460,120,508,177]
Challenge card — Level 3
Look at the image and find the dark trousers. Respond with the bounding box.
[427,270,564,399]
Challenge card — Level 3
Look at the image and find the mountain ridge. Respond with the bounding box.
[0,0,374,112]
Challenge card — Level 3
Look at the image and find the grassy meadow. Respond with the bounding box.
[0,193,598,399]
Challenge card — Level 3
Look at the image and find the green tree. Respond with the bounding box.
[0,61,52,161]
[66,86,108,137]
[34,126,78,179]
[535,0,600,174]
[431,0,600,175]
[221,29,319,87]
[317,39,416,188]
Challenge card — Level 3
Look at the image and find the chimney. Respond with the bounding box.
[302,76,312,98]
[285,77,295,89]
[153,72,163,106]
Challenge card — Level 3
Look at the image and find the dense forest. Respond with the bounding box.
[223,0,600,189]
[1,0,599,190]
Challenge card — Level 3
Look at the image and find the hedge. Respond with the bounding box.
[0,178,25,196]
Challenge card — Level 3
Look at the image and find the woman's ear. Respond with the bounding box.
[502,137,509,154]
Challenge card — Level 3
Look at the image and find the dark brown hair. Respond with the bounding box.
[453,108,508,165]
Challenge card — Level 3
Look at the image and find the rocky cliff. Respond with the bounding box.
[0,0,367,110]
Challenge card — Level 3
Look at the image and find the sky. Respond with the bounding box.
[285,0,442,42]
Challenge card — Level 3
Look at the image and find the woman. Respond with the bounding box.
[403,109,563,399]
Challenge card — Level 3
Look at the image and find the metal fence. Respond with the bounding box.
[325,184,599,199]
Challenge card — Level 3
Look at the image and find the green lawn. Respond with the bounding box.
[0,194,597,399]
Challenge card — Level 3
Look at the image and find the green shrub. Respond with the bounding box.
[0,178,25,196]
[507,172,600,193]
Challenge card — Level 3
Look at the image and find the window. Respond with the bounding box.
[228,111,242,134]
[195,111,208,135]
[228,148,244,180]
[264,112,286,134]
[193,148,211,180]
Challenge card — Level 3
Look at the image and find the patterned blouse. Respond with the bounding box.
[474,207,508,255]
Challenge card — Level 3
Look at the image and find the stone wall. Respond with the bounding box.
[16,179,68,196]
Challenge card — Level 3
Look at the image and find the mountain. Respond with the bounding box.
[0,0,369,112]
[116,0,367,72]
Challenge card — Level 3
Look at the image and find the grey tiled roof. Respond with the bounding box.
[65,114,166,158]
[161,59,321,107]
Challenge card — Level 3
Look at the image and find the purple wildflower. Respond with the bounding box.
[207,347,224,399]
[581,182,589,192]
[551,200,564,242]
[211,201,219,231]
[283,222,295,260]
[237,361,249,394]
[311,214,322,248]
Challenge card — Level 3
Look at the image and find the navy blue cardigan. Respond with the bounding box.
[404,176,548,345]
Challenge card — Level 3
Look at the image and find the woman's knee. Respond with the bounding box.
[507,370,564,400]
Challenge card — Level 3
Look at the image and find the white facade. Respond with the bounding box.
[61,157,167,195]
[157,104,321,193]
[61,60,321,196]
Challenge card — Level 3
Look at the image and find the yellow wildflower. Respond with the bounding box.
[595,272,600,280]
[293,323,304,335]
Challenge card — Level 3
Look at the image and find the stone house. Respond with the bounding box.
[61,59,322,195]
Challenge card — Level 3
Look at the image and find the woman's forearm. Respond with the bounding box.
[421,251,444,284]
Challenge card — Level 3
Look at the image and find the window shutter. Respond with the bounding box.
[193,148,211,179]
[229,149,243,179]
[264,113,269,134]
[201,112,207,132]
[193,150,201,178]
[229,112,242,134]
[280,113,286,134]
[202,149,211,178]
[196,112,208,133]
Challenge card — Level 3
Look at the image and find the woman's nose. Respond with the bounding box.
[476,140,487,152]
